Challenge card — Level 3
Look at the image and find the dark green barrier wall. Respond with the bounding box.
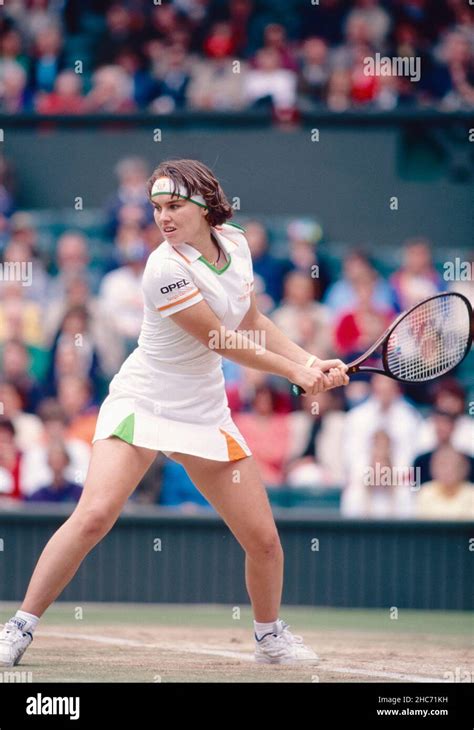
[3,112,473,250]
[0,507,471,610]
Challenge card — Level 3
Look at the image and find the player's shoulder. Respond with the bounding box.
[215,221,247,241]
[215,221,249,256]
[146,241,189,270]
[143,242,191,289]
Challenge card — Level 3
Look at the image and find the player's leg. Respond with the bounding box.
[0,437,157,666]
[168,451,318,663]
[169,451,283,621]
[22,437,158,616]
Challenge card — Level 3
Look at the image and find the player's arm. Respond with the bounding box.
[237,291,348,381]
[169,298,336,393]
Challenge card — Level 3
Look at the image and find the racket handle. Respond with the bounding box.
[291,383,304,396]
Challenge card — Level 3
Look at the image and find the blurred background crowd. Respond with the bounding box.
[1,0,474,114]
[0,153,472,516]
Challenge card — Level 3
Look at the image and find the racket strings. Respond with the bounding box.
[386,295,470,381]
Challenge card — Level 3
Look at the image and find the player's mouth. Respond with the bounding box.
[163,226,177,235]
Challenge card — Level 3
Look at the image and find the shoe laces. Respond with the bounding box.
[0,622,24,639]
[276,622,304,645]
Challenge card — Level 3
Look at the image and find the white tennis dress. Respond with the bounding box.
[92,222,254,461]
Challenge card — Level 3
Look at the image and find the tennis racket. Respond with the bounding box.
[291,292,473,396]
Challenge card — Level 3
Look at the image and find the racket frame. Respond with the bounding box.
[292,292,473,395]
[347,291,473,380]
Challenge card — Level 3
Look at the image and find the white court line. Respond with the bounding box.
[38,630,449,683]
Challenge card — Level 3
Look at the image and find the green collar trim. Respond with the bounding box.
[227,221,246,233]
[199,252,231,274]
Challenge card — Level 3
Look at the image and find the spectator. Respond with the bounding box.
[27,25,65,94]
[0,155,16,245]
[0,28,29,74]
[243,47,297,110]
[0,339,44,413]
[261,23,299,72]
[415,445,473,519]
[105,157,151,238]
[0,279,45,348]
[56,374,98,445]
[44,275,88,342]
[350,42,380,105]
[114,48,157,109]
[84,65,136,113]
[0,60,32,112]
[271,271,333,355]
[21,398,91,496]
[286,388,346,487]
[202,21,238,60]
[234,383,293,487]
[334,269,395,360]
[341,429,414,518]
[438,31,474,109]
[5,0,61,43]
[326,67,352,111]
[413,408,474,484]
[187,46,247,111]
[97,229,147,362]
[0,416,24,500]
[45,305,104,398]
[2,238,50,306]
[324,250,395,317]
[93,4,140,67]
[48,230,102,301]
[332,14,374,70]
[244,219,291,306]
[417,379,474,457]
[297,37,331,107]
[149,43,191,113]
[286,217,331,298]
[0,380,43,451]
[26,441,83,503]
[343,0,391,50]
[35,69,85,114]
[342,374,422,483]
[390,237,444,311]
[142,4,187,48]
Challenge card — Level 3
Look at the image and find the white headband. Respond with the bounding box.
[151,177,207,208]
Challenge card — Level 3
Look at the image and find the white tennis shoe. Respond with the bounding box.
[254,619,319,664]
[0,620,33,667]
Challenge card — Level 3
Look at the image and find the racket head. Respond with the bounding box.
[381,292,472,382]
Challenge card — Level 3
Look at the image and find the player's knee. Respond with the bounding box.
[246,530,283,561]
[73,506,115,542]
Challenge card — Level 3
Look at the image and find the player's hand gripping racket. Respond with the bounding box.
[291,292,473,396]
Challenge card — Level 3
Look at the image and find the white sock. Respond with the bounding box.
[254,618,280,640]
[9,610,40,634]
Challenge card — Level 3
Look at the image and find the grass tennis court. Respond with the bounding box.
[1,603,471,683]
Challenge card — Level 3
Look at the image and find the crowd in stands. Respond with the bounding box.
[0,153,472,517]
[1,0,474,115]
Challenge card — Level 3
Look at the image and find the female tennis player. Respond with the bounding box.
[0,159,348,667]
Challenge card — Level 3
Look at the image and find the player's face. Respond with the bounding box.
[152,195,206,244]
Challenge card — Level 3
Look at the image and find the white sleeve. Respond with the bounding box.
[144,257,203,318]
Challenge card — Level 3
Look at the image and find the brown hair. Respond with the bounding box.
[146,159,233,227]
